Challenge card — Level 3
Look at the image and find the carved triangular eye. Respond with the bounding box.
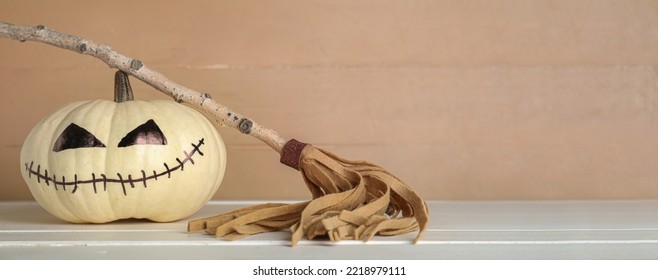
[118,119,167,147]
[53,123,106,152]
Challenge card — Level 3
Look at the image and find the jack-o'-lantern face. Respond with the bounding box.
[20,72,226,223]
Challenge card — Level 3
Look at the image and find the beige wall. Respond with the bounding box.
[2,0,658,201]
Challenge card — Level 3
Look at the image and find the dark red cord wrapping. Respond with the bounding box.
[280,139,309,170]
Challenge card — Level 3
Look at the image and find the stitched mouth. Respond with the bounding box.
[24,138,205,196]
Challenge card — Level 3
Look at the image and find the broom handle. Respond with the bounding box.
[0,22,287,153]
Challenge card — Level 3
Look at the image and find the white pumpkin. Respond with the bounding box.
[20,72,226,223]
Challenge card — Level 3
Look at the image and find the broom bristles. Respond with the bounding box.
[188,139,429,246]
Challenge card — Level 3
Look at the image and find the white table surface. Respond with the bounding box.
[1,200,657,259]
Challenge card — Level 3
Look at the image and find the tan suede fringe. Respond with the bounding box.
[188,144,430,246]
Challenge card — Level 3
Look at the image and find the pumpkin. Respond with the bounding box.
[19,72,226,223]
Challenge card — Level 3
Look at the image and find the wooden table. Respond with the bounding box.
[1,200,657,259]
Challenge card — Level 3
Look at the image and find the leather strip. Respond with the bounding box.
[280,139,309,170]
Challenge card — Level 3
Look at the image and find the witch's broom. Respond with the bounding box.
[0,22,429,245]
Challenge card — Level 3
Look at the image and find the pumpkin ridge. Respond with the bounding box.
[24,138,206,196]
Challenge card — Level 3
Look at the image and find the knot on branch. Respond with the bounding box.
[77,42,87,53]
[238,118,253,134]
[173,94,184,103]
[130,59,143,71]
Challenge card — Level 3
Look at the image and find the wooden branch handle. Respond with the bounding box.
[0,22,286,153]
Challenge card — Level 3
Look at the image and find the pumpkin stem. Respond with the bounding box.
[114,71,134,102]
